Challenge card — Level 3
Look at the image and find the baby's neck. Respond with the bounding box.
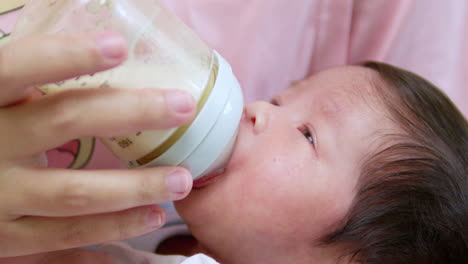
[155,234,354,264]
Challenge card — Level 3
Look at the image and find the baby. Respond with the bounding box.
[168,62,468,263]
[36,62,468,264]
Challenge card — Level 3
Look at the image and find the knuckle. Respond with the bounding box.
[113,215,134,239]
[47,94,81,133]
[136,172,163,203]
[59,35,102,72]
[58,179,91,211]
[73,35,103,65]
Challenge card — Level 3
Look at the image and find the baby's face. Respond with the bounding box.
[175,66,392,261]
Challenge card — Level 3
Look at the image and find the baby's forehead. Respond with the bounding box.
[288,65,386,113]
[287,66,400,174]
[280,66,400,149]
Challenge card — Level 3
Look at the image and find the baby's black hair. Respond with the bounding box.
[321,62,468,263]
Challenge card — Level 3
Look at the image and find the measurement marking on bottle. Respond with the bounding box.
[118,138,133,148]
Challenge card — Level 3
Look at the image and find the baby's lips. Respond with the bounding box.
[193,168,226,189]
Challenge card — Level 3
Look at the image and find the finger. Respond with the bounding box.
[6,167,192,217]
[1,205,165,257]
[37,249,116,264]
[1,87,196,158]
[0,249,115,264]
[0,31,127,106]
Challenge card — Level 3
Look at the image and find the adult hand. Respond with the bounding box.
[1,249,117,264]
[0,32,195,257]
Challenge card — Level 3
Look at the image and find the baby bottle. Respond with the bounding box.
[13,0,244,179]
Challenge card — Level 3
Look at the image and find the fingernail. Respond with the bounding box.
[167,169,191,195]
[146,208,163,229]
[166,90,196,114]
[95,32,127,60]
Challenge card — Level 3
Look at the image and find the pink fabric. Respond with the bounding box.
[160,0,468,114]
[1,0,467,167]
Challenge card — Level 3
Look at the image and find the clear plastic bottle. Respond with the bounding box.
[13,0,243,179]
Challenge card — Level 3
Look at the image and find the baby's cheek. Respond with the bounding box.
[237,162,307,218]
[246,158,347,240]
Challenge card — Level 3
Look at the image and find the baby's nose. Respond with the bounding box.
[244,101,271,134]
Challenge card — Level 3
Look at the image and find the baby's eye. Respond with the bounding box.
[270,98,280,106]
[298,125,315,146]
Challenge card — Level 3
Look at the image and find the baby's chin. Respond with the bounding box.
[176,170,226,206]
[173,191,209,230]
[174,132,246,223]
[174,167,232,227]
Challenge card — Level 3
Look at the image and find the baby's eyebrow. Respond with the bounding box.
[315,93,349,130]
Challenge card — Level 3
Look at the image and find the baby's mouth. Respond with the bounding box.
[192,168,225,189]
[192,121,243,189]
